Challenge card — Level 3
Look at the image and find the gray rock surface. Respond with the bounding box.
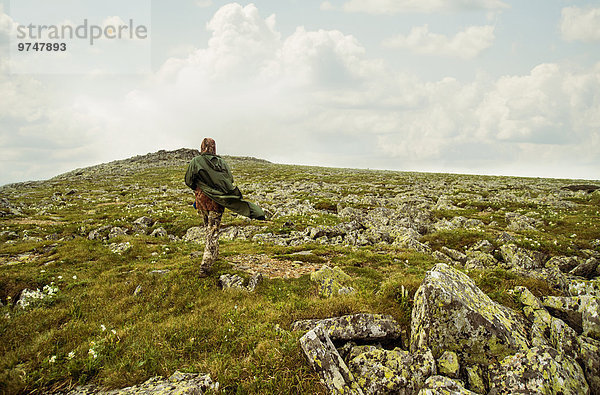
[292,313,401,342]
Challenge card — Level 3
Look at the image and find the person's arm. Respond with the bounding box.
[184,159,198,189]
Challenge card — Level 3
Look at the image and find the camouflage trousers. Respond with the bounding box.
[199,209,222,272]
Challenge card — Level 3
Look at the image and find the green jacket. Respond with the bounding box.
[185,154,265,220]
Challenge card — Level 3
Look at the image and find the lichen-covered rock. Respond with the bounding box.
[291,313,401,342]
[546,256,581,273]
[310,266,355,297]
[299,325,364,394]
[417,375,477,395]
[499,244,543,270]
[16,285,59,310]
[393,228,431,253]
[568,279,600,297]
[578,336,600,394]
[465,365,486,394]
[470,239,494,253]
[465,251,497,269]
[570,258,599,279]
[108,226,127,239]
[441,247,467,264]
[218,273,262,292]
[542,295,600,339]
[348,347,435,394]
[108,242,131,254]
[67,370,218,394]
[410,264,529,365]
[488,346,589,395]
[437,351,460,379]
[505,212,542,231]
[514,286,580,359]
[149,227,167,237]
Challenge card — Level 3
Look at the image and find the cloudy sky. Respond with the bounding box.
[1,0,599,185]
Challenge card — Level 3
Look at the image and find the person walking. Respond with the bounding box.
[185,138,265,274]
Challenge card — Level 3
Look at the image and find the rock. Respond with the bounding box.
[441,247,467,264]
[183,226,206,243]
[16,285,59,310]
[149,269,170,275]
[488,346,589,395]
[542,295,600,339]
[348,347,435,394]
[410,263,529,365]
[470,239,494,253]
[499,244,543,270]
[465,365,486,394]
[578,336,600,394]
[570,258,599,279]
[546,256,581,273]
[219,273,263,292]
[432,251,454,264]
[568,279,600,297]
[133,285,142,296]
[514,286,580,359]
[465,251,497,269]
[108,242,131,254]
[436,351,460,379]
[433,196,461,211]
[299,325,364,394]
[394,228,431,253]
[291,314,401,342]
[505,212,542,231]
[150,227,168,237]
[310,266,355,297]
[417,375,477,395]
[67,370,218,394]
[108,226,127,239]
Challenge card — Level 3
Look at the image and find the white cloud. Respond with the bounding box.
[383,25,495,59]
[196,0,213,8]
[560,6,600,42]
[2,2,600,184]
[342,0,508,14]
[320,2,335,11]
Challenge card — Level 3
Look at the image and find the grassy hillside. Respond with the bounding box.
[1,151,598,393]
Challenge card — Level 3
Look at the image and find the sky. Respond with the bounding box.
[1,0,599,185]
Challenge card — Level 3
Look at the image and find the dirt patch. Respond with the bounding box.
[228,254,325,279]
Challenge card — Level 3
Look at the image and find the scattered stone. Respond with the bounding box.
[299,325,364,394]
[133,285,142,296]
[505,212,542,231]
[219,273,263,292]
[465,251,497,269]
[500,244,543,270]
[417,375,477,395]
[149,227,168,237]
[16,285,59,309]
[291,314,401,342]
[465,365,486,394]
[108,227,127,239]
[470,239,494,253]
[109,242,131,254]
[310,266,355,297]
[149,269,170,275]
[410,263,529,364]
[441,247,467,264]
[488,346,589,395]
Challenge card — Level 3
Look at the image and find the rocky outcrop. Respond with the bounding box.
[218,273,263,292]
[299,325,364,394]
[66,371,218,394]
[418,375,477,395]
[292,314,401,342]
[410,263,529,363]
[488,346,589,394]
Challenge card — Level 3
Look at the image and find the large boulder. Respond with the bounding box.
[348,347,435,395]
[542,295,600,339]
[488,346,589,395]
[299,325,364,394]
[291,314,401,342]
[500,244,544,270]
[410,263,529,364]
[578,336,600,394]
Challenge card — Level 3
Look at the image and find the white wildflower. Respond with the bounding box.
[101,324,106,331]
[49,355,57,363]
[67,351,75,359]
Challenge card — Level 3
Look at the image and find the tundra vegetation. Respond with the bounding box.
[0,149,598,393]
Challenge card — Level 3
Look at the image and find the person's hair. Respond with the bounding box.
[201,138,216,154]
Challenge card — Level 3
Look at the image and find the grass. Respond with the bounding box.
[0,155,598,393]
